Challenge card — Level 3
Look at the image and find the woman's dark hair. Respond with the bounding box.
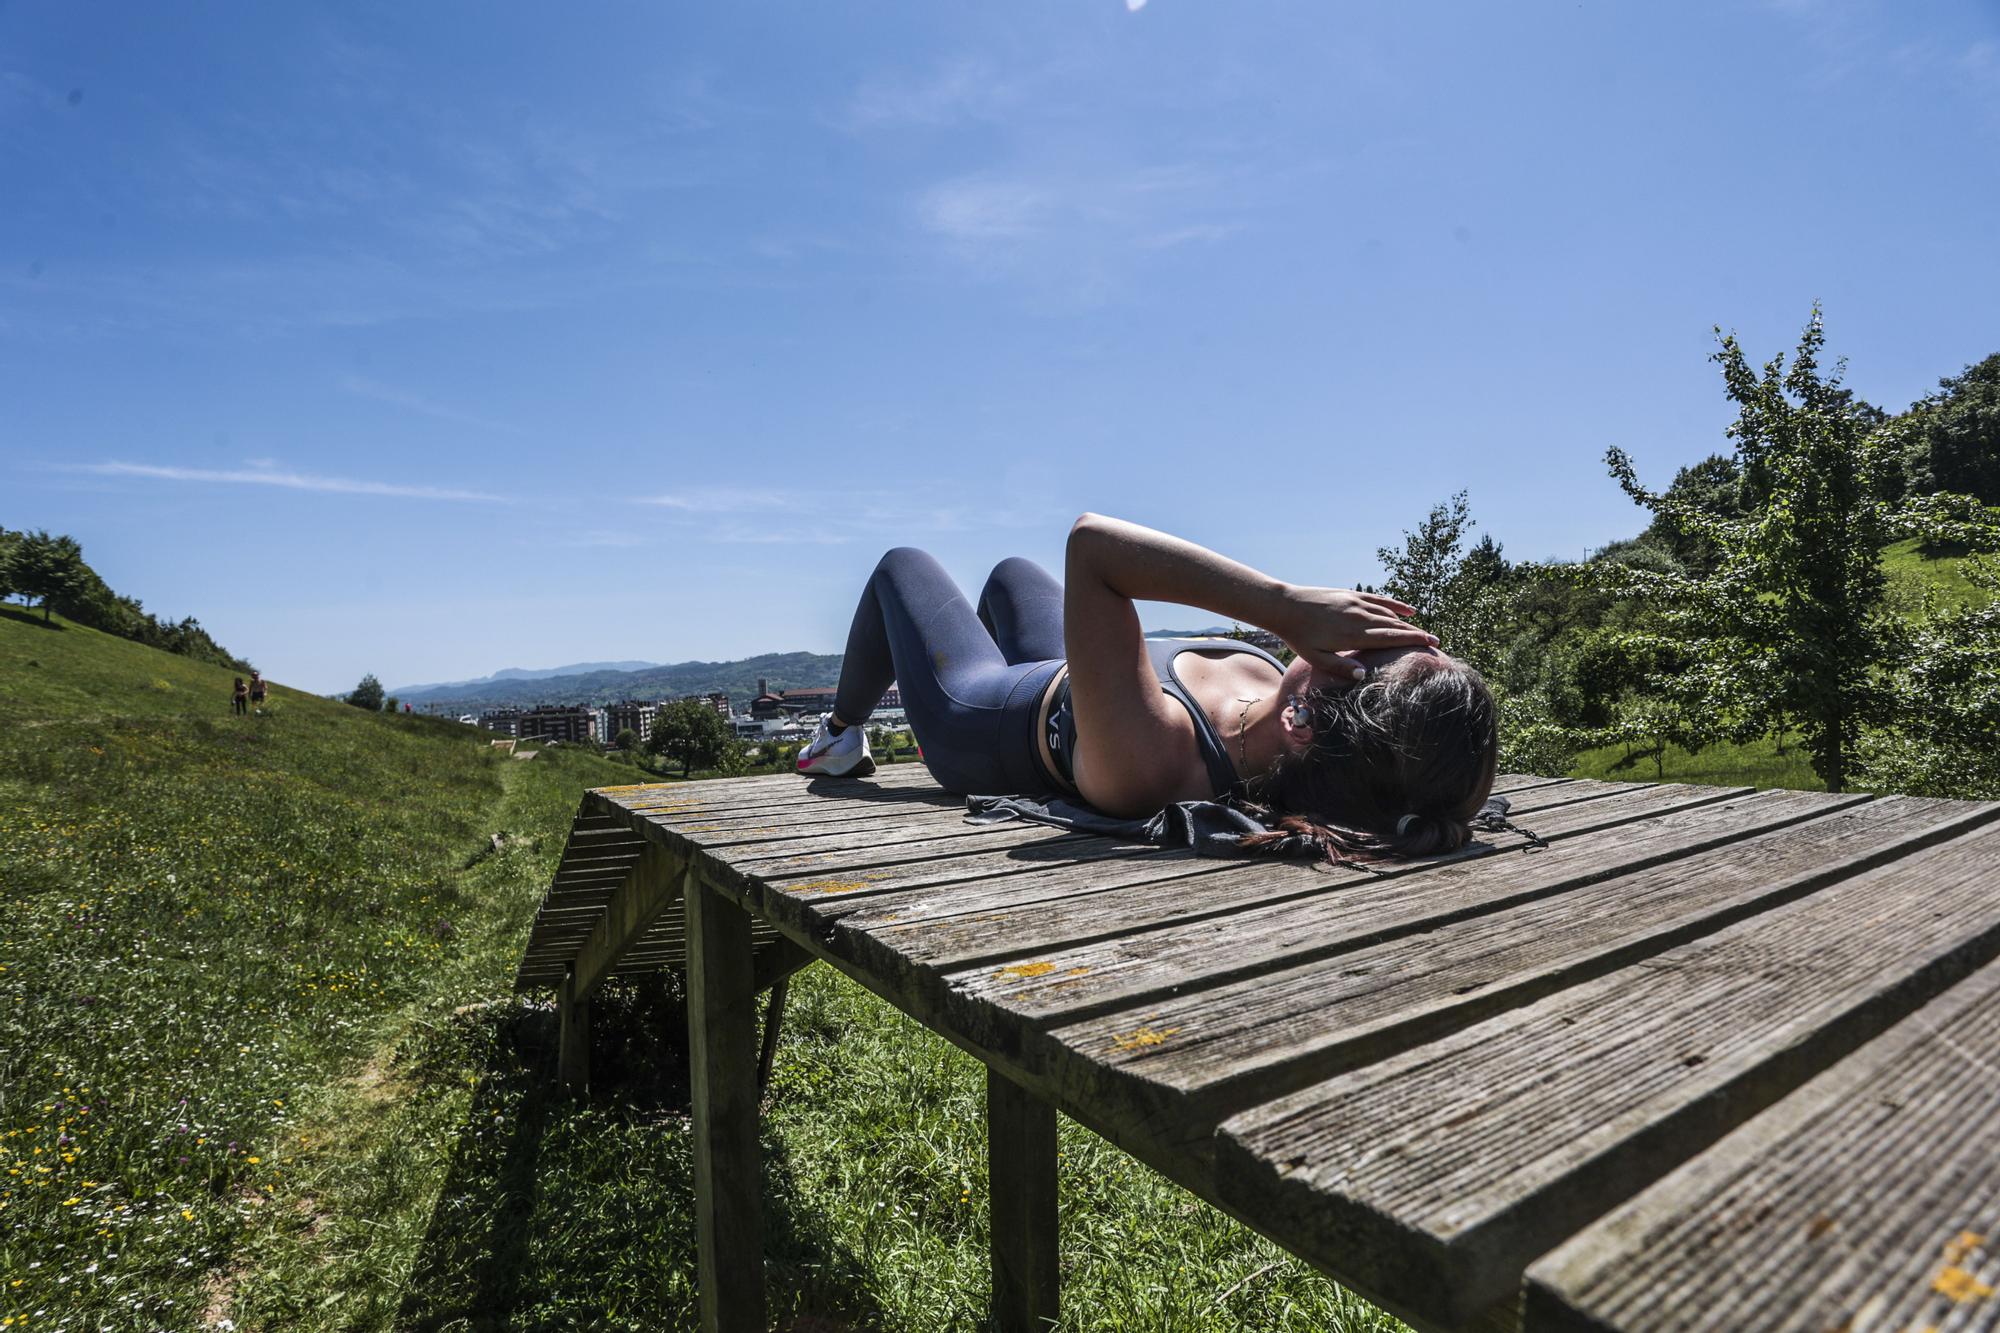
[1239,655,1498,861]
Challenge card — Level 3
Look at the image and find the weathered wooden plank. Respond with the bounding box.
[686,875,766,1333]
[700,775,1676,929]
[740,774,1633,920]
[1209,811,2000,1332]
[571,847,687,1001]
[988,1067,1060,1332]
[557,973,590,1089]
[687,815,1097,872]
[593,766,938,819]
[654,802,1006,851]
[605,771,1564,855]
[834,784,1751,974]
[917,787,1782,1021]
[1047,794,1978,1134]
[757,975,791,1092]
[751,935,814,993]
[657,786,1777,1052]
[1522,954,2000,1333]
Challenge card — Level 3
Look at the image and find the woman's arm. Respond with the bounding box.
[1062,513,1433,812]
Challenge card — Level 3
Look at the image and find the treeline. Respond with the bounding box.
[0,526,252,672]
[1380,314,2000,798]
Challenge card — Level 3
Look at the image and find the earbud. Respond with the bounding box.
[1283,695,1313,731]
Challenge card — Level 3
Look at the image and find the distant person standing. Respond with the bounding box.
[249,670,267,709]
[231,677,249,716]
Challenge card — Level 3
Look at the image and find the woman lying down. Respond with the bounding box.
[793,513,1499,862]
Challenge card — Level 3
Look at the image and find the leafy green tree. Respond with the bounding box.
[614,727,641,753]
[649,698,734,776]
[1374,491,1513,675]
[0,526,19,604]
[1589,310,1997,792]
[349,674,386,711]
[1637,455,1745,577]
[1903,352,2000,510]
[1855,554,2000,797]
[11,530,86,623]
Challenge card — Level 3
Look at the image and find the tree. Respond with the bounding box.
[0,527,19,604]
[1374,491,1512,675]
[1856,553,2000,797]
[614,727,641,753]
[649,698,734,776]
[10,530,86,623]
[1902,352,2000,510]
[1586,310,1997,792]
[1639,454,1744,576]
[349,674,386,711]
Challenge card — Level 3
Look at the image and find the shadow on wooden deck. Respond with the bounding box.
[392,983,887,1332]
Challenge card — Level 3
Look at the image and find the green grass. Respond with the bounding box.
[2,610,1403,1332]
[1881,536,1995,612]
[1568,733,1825,791]
[1564,541,1991,792]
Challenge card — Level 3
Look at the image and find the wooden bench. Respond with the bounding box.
[512,767,2000,1332]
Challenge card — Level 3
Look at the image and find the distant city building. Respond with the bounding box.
[516,704,597,745]
[749,678,786,721]
[768,683,891,716]
[776,685,837,715]
[605,700,656,746]
[680,692,730,718]
[478,707,522,737]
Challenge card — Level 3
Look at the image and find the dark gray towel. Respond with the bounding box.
[964,792,1524,860]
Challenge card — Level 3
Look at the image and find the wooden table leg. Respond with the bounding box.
[757,974,790,1093]
[557,973,590,1090]
[686,875,765,1333]
[988,1066,1059,1332]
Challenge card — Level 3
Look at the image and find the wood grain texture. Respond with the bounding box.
[988,1067,1060,1332]
[569,847,686,1001]
[557,973,589,1089]
[1523,956,2000,1333]
[1211,812,2000,1331]
[520,771,2000,1333]
[1043,792,1955,1128]
[686,875,766,1333]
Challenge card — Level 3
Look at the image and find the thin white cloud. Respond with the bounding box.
[78,460,507,503]
[548,530,653,549]
[920,177,1055,241]
[840,61,1022,132]
[636,487,812,514]
[339,374,520,433]
[634,484,1065,545]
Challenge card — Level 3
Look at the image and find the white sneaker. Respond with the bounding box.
[796,718,875,778]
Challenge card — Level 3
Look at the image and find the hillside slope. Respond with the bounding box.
[393,649,844,711]
[1566,541,1995,791]
[0,609,635,1329]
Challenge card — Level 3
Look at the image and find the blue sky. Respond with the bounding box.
[4,1,1996,694]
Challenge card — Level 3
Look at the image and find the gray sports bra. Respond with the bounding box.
[1041,638,1286,797]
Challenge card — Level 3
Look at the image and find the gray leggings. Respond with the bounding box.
[833,548,1065,795]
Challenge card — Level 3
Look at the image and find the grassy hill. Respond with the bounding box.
[1565,540,1994,792]
[0,608,641,1327]
[2,610,1395,1332]
[393,650,846,712]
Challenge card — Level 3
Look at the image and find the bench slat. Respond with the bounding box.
[1208,814,2000,1330]
[1523,951,2000,1332]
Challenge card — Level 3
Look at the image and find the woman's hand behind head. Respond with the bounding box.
[1272,585,1439,679]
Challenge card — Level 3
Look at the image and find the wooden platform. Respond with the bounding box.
[515,766,2000,1332]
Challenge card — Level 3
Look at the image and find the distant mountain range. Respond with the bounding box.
[392,660,663,695]
[393,629,1244,713]
[391,652,846,711]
